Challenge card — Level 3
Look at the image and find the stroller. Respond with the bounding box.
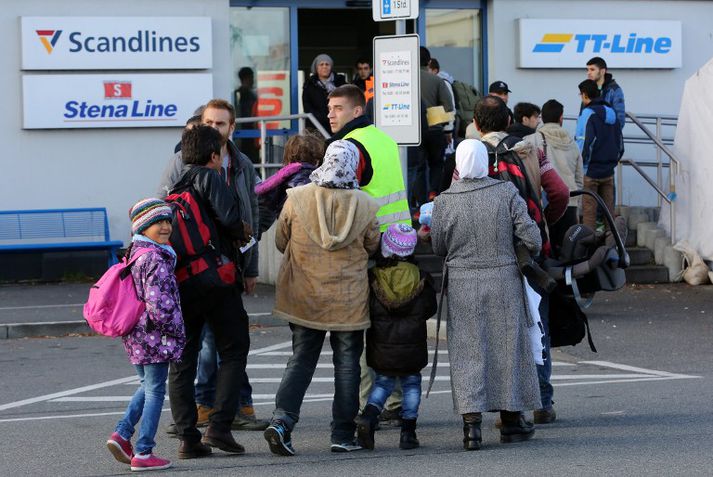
[542,190,630,352]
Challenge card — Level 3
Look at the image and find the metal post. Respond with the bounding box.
[260,119,267,180]
[656,117,662,208]
[298,117,305,134]
[616,162,623,208]
[395,19,409,210]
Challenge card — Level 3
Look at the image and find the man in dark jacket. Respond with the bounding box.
[506,102,541,139]
[168,125,251,459]
[575,79,624,231]
[159,99,267,432]
[586,56,626,129]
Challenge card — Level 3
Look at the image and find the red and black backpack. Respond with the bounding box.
[165,168,237,293]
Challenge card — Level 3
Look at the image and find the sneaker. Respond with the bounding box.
[196,404,213,428]
[264,420,295,456]
[130,453,172,472]
[107,432,133,464]
[330,440,363,453]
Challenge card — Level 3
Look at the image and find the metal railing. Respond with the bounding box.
[622,112,680,243]
[564,112,680,243]
[234,113,330,180]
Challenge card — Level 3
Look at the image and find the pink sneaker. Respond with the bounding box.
[130,453,172,472]
[107,432,133,464]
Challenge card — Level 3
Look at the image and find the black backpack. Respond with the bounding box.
[165,168,237,296]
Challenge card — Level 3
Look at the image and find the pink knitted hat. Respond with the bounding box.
[381,223,417,258]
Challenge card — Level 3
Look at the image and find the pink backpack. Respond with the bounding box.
[83,248,150,337]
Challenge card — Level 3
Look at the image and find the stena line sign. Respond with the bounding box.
[22,73,213,129]
[21,16,212,70]
[518,19,682,69]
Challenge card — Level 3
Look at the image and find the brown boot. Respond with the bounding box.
[196,404,213,428]
[499,411,535,443]
[202,426,246,454]
[534,407,557,424]
[178,440,212,459]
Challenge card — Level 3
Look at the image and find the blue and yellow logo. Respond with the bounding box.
[532,33,573,53]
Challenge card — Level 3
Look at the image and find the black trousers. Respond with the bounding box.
[169,286,250,443]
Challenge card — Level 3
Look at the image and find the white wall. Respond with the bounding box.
[488,0,713,116]
[0,0,232,245]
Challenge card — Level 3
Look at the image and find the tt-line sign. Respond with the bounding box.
[518,19,682,68]
[21,16,212,70]
[23,73,213,129]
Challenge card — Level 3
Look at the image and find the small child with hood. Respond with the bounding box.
[355,224,437,451]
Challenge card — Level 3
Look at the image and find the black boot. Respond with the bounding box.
[399,419,419,450]
[500,411,535,443]
[355,404,380,450]
[462,413,482,451]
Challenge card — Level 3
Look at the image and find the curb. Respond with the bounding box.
[1,313,286,340]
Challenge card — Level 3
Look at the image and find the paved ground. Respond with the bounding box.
[1,282,713,475]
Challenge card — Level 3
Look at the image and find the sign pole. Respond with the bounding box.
[395,19,409,203]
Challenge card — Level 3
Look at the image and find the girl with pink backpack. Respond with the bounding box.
[106,198,185,472]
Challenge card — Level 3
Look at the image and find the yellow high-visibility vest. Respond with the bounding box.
[344,125,410,232]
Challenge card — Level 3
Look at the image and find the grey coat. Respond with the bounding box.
[157,141,260,278]
[431,177,542,414]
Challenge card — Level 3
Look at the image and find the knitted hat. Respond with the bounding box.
[381,223,417,258]
[129,198,173,235]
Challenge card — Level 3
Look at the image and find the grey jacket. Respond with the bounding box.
[158,141,260,278]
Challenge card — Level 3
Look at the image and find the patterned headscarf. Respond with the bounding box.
[310,140,359,189]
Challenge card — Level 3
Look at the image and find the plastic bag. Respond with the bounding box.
[673,240,711,286]
[524,279,545,365]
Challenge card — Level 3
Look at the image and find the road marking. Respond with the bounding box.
[578,360,699,378]
[1,312,276,327]
[0,303,83,311]
[0,340,292,412]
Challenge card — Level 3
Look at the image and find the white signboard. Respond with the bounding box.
[373,0,419,22]
[22,73,213,129]
[21,17,212,70]
[374,34,420,146]
[518,19,682,69]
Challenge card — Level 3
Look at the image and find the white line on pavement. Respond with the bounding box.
[0,340,293,412]
[578,360,700,379]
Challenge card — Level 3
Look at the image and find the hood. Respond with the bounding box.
[287,183,378,251]
[603,73,618,90]
[371,261,424,309]
[327,115,371,144]
[538,123,577,150]
[480,130,533,159]
[437,70,455,84]
[588,98,617,125]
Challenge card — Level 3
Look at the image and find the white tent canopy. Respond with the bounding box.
[659,57,713,261]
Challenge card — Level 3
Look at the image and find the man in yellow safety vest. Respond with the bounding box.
[326,84,410,232]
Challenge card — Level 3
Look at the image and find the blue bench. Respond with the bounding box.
[0,208,123,268]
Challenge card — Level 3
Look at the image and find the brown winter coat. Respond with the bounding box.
[274,183,381,331]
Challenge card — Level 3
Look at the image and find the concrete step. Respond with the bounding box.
[627,247,654,266]
[625,229,637,248]
[625,265,670,284]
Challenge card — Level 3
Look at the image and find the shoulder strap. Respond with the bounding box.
[119,247,152,279]
[564,267,597,352]
[426,257,448,398]
[169,167,203,195]
[539,131,548,160]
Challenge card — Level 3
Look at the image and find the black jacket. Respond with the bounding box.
[505,122,536,140]
[366,262,438,376]
[302,73,347,133]
[173,165,247,261]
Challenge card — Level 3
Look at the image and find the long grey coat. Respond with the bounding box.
[431,177,542,414]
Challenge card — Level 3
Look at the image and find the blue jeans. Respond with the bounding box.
[115,363,169,455]
[272,324,363,444]
[536,292,554,409]
[367,373,422,420]
[195,325,253,408]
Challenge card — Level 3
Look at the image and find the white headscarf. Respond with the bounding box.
[309,140,360,189]
[455,139,489,179]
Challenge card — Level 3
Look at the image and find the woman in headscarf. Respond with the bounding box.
[430,139,542,450]
[264,140,380,456]
[302,53,347,133]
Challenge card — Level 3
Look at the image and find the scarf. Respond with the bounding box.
[309,140,359,189]
[455,139,488,179]
[132,234,177,266]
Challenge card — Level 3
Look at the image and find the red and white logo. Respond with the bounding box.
[103,81,132,99]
